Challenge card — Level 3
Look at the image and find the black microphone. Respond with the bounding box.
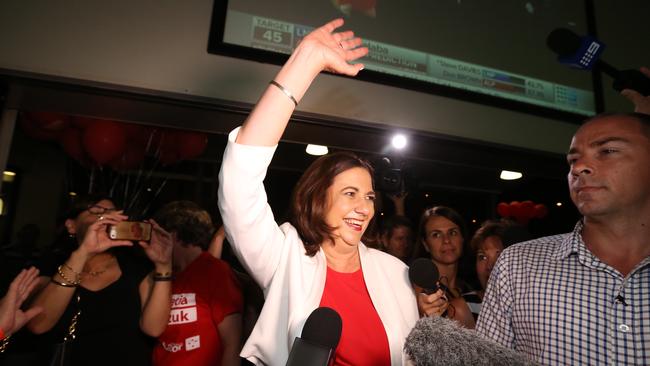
[285,307,342,366]
[547,28,650,96]
[404,316,535,366]
[409,258,448,295]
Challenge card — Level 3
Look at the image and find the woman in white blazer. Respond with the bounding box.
[218,19,439,366]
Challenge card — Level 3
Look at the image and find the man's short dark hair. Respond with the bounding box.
[584,112,650,138]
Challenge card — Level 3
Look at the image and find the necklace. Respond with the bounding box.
[83,257,116,277]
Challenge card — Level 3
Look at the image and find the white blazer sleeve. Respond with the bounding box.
[218,127,288,290]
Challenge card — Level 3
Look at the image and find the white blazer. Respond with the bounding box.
[219,128,419,366]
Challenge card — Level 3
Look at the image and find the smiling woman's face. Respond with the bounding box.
[324,167,376,248]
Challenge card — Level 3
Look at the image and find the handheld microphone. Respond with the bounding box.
[546,28,650,96]
[409,258,448,295]
[285,307,342,366]
[404,316,534,366]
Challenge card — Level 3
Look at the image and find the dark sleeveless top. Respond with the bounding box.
[52,250,153,366]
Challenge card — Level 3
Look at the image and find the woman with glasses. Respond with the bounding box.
[27,194,173,366]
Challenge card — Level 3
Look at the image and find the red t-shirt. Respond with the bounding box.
[319,266,391,366]
[152,252,243,366]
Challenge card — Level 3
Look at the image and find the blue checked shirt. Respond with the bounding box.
[476,221,650,365]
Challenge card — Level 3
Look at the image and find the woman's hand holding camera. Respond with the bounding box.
[76,212,133,259]
[139,220,173,272]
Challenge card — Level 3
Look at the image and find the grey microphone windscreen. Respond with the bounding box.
[404,316,536,366]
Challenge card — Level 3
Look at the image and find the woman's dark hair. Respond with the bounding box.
[414,206,468,256]
[470,219,532,252]
[153,201,214,250]
[62,193,116,221]
[49,193,116,259]
[290,151,376,257]
[381,215,413,237]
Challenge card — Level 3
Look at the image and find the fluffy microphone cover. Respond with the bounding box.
[404,316,536,366]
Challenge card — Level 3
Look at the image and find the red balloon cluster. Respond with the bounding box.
[496,200,548,225]
[20,112,209,169]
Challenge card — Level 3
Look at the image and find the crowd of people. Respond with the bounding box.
[1,19,649,366]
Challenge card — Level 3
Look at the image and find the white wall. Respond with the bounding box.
[0,0,647,154]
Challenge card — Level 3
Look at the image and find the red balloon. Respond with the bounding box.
[110,144,146,171]
[71,116,95,130]
[26,112,70,131]
[534,204,548,218]
[157,130,180,165]
[59,128,88,163]
[509,201,523,218]
[496,202,511,217]
[19,113,66,141]
[83,120,127,164]
[19,117,57,141]
[177,131,208,160]
[122,123,146,142]
[520,200,536,219]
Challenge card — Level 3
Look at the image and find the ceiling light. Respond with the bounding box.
[391,134,407,150]
[500,170,523,180]
[2,171,16,182]
[306,144,328,156]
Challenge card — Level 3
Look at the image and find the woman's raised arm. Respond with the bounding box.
[236,18,367,147]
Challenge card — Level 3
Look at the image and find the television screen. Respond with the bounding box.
[209,0,596,118]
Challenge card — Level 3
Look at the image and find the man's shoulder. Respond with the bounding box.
[499,232,571,263]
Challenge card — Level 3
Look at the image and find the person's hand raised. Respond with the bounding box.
[0,267,43,337]
[621,66,650,115]
[295,18,368,77]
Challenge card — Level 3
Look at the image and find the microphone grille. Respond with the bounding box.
[301,307,343,349]
[409,258,439,290]
[546,28,582,56]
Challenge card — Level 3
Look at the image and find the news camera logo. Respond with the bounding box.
[579,41,601,68]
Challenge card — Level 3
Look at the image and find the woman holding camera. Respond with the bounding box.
[218,19,423,365]
[27,195,172,366]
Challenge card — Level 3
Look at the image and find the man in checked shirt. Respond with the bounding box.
[476,112,650,366]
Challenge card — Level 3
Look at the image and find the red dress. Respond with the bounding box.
[319,266,391,366]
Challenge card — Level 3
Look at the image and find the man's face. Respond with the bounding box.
[566,116,650,218]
